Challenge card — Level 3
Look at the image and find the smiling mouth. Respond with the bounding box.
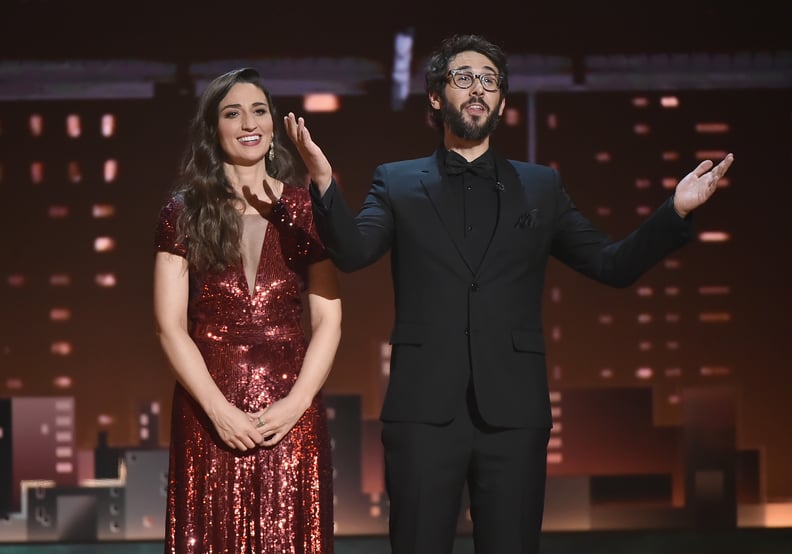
[465,102,488,113]
[239,135,261,143]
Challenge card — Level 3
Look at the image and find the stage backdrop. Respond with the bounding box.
[1,54,791,542]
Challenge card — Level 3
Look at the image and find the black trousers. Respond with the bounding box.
[382,384,551,554]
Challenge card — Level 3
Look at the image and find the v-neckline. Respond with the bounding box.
[240,214,268,298]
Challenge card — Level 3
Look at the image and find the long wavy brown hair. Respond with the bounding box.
[174,67,295,272]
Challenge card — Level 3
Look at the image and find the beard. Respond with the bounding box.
[441,95,501,141]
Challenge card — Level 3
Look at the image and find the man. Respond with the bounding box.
[285,34,733,554]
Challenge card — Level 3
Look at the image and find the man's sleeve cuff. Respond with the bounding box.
[309,179,336,210]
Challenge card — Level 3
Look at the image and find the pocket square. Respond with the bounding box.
[515,208,539,229]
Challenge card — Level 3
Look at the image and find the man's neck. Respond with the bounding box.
[444,136,491,162]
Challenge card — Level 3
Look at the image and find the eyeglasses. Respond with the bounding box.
[447,70,502,92]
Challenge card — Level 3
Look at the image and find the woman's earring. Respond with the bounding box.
[268,140,275,161]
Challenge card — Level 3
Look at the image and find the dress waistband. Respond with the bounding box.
[192,322,303,344]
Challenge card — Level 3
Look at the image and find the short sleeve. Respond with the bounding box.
[154,195,188,258]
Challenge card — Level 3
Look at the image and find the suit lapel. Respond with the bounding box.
[475,153,524,271]
[420,150,526,275]
[421,150,477,275]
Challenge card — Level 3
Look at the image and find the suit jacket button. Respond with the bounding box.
[464,328,470,336]
[470,282,479,291]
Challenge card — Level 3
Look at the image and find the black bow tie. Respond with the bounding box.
[445,152,495,178]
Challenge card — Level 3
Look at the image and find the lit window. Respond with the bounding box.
[631,96,649,107]
[503,107,521,126]
[698,231,730,242]
[50,308,71,321]
[699,285,730,295]
[55,462,74,474]
[95,273,117,287]
[695,122,729,133]
[700,365,731,376]
[104,159,118,182]
[101,113,116,137]
[48,205,69,218]
[92,204,116,218]
[50,274,71,286]
[695,149,728,160]
[51,342,72,356]
[303,93,340,113]
[68,161,82,183]
[55,446,73,458]
[29,113,44,136]
[594,152,611,162]
[635,367,654,379]
[31,161,44,184]
[66,114,81,138]
[94,236,116,252]
[699,312,731,323]
[660,96,679,108]
[633,123,650,134]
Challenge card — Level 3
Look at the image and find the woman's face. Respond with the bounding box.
[216,82,274,166]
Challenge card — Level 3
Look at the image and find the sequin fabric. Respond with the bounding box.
[155,185,333,554]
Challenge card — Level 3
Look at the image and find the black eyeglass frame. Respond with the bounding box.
[446,70,503,92]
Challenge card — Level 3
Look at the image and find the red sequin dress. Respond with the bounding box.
[155,185,334,553]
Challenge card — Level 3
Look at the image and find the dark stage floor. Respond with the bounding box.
[1,529,791,554]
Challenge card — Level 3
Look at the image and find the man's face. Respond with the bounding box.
[434,50,505,141]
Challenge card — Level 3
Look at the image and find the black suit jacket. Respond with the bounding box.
[311,149,693,428]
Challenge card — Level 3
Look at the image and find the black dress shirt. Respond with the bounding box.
[443,148,499,270]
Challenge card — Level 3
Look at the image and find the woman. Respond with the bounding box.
[153,67,341,553]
